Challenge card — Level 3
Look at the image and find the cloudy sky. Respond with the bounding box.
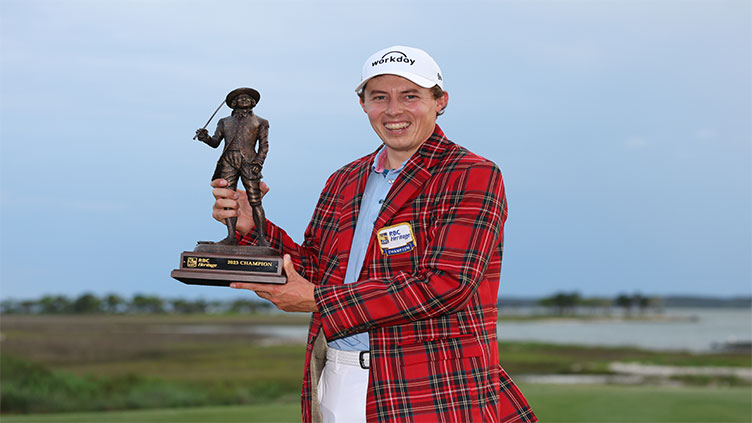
[1,0,749,301]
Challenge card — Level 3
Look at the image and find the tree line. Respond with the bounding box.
[0,291,667,316]
[536,291,662,316]
[0,293,275,315]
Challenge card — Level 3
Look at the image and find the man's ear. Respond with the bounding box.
[437,91,449,113]
[359,95,367,113]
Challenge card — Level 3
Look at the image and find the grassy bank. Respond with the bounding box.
[0,354,301,414]
[1,314,749,415]
[499,341,751,374]
[2,385,750,423]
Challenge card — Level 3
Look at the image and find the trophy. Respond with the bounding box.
[171,88,286,286]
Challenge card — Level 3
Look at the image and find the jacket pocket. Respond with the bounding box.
[388,335,491,421]
[398,334,483,367]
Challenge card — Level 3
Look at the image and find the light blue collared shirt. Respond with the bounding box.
[328,148,406,352]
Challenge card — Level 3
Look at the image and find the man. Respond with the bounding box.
[196,87,270,246]
[211,46,536,422]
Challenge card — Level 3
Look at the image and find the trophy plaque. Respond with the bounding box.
[171,87,286,286]
[172,244,286,286]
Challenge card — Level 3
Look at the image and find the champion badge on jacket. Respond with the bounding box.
[377,222,415,256]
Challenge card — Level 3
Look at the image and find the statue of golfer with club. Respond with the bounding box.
[195,87,270,246]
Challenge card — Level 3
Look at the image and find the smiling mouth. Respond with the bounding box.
[385,122,410,130]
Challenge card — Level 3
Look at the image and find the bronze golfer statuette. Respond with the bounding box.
[171,88,286,286]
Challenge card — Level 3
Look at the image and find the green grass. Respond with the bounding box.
[499,341,751,375]
[2,314,750,418]
[0,403,300,423]
[2,384,750,423]
[0,353,303,414]
[526,384,752,422]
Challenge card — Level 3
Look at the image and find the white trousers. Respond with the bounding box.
[317,348,369,423]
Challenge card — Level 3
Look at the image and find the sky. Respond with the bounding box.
[0,0,749,301]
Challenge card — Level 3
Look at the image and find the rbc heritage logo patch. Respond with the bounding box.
[377,222,416,256]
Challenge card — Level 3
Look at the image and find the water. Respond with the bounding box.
[498,308,752,352]
[162,308,751,352]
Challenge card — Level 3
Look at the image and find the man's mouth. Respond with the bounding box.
[384,122,410,130]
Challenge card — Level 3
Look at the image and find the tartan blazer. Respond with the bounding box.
[242,125,536,422]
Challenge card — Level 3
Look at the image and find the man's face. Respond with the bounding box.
[360,75,448,161]
[234,94,255,109]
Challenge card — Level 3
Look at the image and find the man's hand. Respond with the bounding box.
[196,128,210,142]
[211,178,269,236]
[230,255,318,313]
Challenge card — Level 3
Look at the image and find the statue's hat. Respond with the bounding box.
[226,87,260,107]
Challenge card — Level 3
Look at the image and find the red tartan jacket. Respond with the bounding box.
[241,125,536,422]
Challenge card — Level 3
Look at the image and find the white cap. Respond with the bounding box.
[355,45,444,93]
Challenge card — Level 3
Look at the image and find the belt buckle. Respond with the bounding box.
[359,351,370,369]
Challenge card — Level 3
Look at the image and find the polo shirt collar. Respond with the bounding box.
[372,146,409,174]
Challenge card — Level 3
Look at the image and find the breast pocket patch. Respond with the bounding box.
[377,222,416,256]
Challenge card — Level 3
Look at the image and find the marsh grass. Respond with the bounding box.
[1,385,750,423]
[1,314,749,416]
[0,354,301,414]
[499,341,752,374]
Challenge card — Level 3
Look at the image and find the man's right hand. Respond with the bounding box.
[211,179,269,237]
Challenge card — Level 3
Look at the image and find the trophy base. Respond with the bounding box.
[171,242,287,286]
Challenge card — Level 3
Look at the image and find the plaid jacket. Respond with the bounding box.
[242,125,536,422]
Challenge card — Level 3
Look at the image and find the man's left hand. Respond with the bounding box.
[230,254,318,313]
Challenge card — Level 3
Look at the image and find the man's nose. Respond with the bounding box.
[385,97,402,115]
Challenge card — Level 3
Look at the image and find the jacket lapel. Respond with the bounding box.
[336,126,451,279]
[374,156,431,231]
[374,126,448,230]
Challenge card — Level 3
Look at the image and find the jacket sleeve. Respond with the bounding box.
[314,161,506,341]
[237,170,342,284]
[237,219,321,285]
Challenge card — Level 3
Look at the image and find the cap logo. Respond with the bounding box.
[372,50,415,67]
